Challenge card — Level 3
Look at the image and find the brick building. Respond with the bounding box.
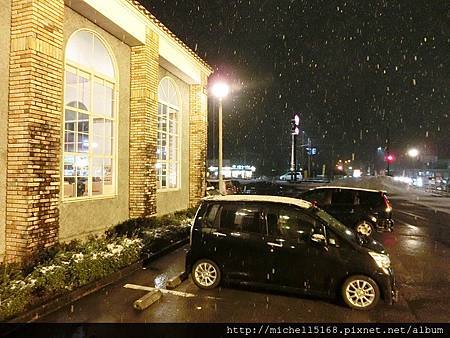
[0,0,212,262]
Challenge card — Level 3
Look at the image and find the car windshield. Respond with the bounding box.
[314,209,357,242]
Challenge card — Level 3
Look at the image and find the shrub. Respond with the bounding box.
[0,207,192,322]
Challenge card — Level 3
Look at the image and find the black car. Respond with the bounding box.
[186,195,397,310]
[299,187,394,236]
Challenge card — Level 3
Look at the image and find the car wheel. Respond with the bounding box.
[192,259,221,290]
[355,220,374,236]
[342,275,380,310]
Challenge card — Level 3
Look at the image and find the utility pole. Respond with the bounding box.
[308,137,312,178]
[291,114,300,181]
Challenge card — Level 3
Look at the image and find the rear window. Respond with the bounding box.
[303,189,332,206]
[332,189,354,204]
[197,203,221,228]
[219,203,265,234]
[358,191,383,207]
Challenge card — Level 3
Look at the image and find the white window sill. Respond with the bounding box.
[62,194,118,203]
[157,188,181,193]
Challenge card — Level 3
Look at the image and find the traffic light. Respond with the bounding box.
[291,114,300,135]
[385,154,395,162]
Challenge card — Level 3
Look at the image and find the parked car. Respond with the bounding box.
[299,186,394,236]
[186,195,397,310]
[279,171,303,181]
[240,181,282,195]
[206,179,241,195]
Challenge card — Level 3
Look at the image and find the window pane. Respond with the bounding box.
[92,118,104,155]
[158,78,179,107]
[157,132,163,160]
[92,158,103,196]
[66,31,92,66]
[160,137,167,160]
[63,155,76,198]
[64,155,75,177]
[168,163,177,188]
[93,81,106,115]
[156,164,162,189]
[65,71,77,107]
[160,163,167,188]
[103,158,114,194]
[76,156,89,177]
[78,73,90,110]
[105,85,114,117]
[64,131,75,152]
[168,135,177,161]
[93,118,105,135]
[169,119,177,135]
[77,133,89,153]
[220,204,263,234]
[78,113,89,132]
[93,35,114,78]
[275,208,317,240]
[76,177,88,197]
[332,189,354,204]
[104,119,113,139]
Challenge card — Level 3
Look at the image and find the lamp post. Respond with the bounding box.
[407,148,419,177]
[211,82,229,195]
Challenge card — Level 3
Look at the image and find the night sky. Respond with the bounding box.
[141,0,449,174]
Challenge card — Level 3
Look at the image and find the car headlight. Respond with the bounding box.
[369,251,391,270]
[370,216,377,223]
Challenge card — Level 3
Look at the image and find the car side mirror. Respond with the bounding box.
[311,233,326,245]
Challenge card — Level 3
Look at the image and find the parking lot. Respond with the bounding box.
[39,194,450,323]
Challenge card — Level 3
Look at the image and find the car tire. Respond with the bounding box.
[355,220,374,236]
[192,259,221,290]
[342,275,380,310]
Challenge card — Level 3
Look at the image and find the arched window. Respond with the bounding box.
[63,30,117,199]
[157,77,180,190]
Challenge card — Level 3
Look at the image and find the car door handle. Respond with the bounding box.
[212,231,226,237]
[230,232,241,237]
[267,242,283,247]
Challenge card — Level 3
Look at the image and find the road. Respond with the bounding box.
[39,194,450,323]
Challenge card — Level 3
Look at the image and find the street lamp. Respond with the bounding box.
[211,82,230,195]
[407,148,419,177]
[407,148,419,158]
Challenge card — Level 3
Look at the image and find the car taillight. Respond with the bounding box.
[383,194,392,213]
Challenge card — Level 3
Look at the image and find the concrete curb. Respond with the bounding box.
[7,237,189,323]
[133,289,162,310]
[166,271,188,290]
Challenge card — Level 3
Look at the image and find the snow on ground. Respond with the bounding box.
[329,176,450,215]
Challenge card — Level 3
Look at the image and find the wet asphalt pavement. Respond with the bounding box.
[39,195,450,323]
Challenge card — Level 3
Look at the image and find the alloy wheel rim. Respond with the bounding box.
[346,279,376,308]
[194,262,217,287]
[357,222,372,236]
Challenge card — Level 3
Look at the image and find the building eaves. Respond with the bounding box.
[130,0,213,73]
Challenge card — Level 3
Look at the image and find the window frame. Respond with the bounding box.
[156,77,181,191]
[62,29,119,202]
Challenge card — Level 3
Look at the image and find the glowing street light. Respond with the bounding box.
[407,148,419,158]
[211,81,230,194]
[211,82,230,99]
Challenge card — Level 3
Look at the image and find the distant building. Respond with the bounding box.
[0,0,212,262]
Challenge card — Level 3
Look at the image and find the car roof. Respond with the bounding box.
[307,186,387,193]
[202,194,312,209]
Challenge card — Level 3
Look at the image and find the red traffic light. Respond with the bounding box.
[385,154,395,162]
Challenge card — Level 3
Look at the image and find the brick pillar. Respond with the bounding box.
[6,0,64,261]
[129,30,159,218]
[189,74,208,207]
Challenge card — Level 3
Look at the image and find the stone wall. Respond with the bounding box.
[0,0,12,262]
[6,0,64,261]
[189,74,208,207]
[129,29,159,218]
